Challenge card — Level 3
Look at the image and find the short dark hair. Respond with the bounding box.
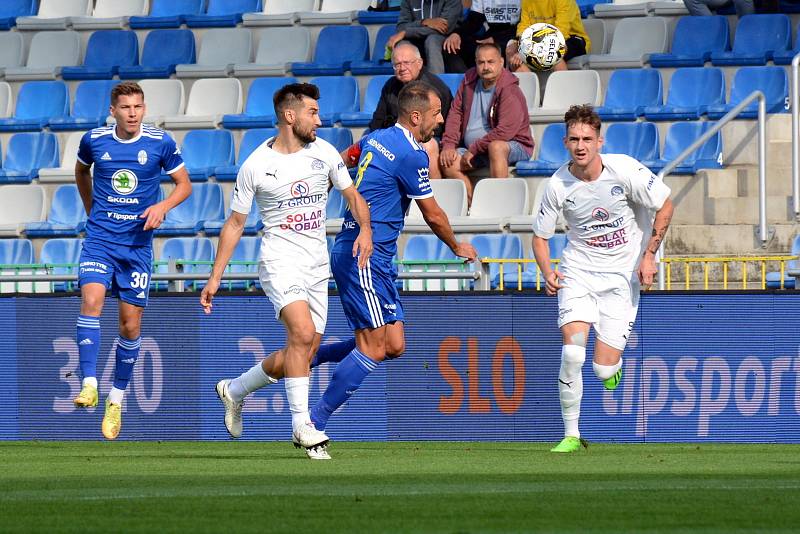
[398,80,435,117]
[475,42,503,58]
[564,104,602,134]
[273,83,320,124]
[111,81,144,105]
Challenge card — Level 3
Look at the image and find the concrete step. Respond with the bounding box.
[667,223,798,255]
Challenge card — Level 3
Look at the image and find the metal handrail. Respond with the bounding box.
[657,90,768,289]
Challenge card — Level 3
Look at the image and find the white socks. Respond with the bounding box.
[108,387,124,405]
[229,362,277,402]
[558,344,586,438]
[284,376,310,432]
[593,359,622,380]
[83,377,98,389]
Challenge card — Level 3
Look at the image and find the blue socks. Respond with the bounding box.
[76,315,100,381]
[311,337,356,368]
[113,336,141,390]
[310,348,378,430]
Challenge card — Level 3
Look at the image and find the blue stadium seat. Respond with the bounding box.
[0,133,59,183]
[61,30,139,80]
[502,234,568,289]
[470,234,523,289]
[221,235,260,290]
[358,1,402,24]
[222,77,297,129]
[766,234,799,289]
[710,14,791,66]
[0,238,33,265]
[595,69,662,121]
[291,26,369,76]
[178,130,235,182]
[602,122,660,162]
[773,22,800,65]
[350,25,396,75]
[155,183,225,236]
[438,73,465,97]
[317,128,353,153]
[340,75,392,127]
[185,0,262,28]
[129,0,204,29]
[49,80,119,131]
[311,76,360,126]
[118,30,196,79]
[705,66,789,119]
[326,186,347,221]
[0,81,68,132]
[642,122,723,174]
[643,67,726,121]
[649,16,729,68]
[153,237,215,291]
[215,128,276,182]
[25,184,87,237]
[577,0,610,16]
[515,123,567,176]
[203,199,263,236]
[403,235,457,261]
[39,238,83,292]
[0,0,37,30]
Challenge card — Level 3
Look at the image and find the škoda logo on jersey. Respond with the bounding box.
[111,169,138,195]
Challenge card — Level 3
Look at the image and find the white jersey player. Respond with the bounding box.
[200,83,372,460]
[532,104,674,453]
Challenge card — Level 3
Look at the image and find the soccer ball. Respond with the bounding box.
[518,23,567,71]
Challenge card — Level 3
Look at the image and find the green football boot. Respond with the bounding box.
[603,368,622,391]
[550,436,588,453]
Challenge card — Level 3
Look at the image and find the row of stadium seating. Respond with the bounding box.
[4,14,800,83]
[0,64,789,136]
[0,231,569,291]
[0,118,724,185]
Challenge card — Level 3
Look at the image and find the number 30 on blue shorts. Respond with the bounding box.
[78,239,153,307]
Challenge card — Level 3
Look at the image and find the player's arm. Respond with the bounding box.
[141,167,191,231]
[74,161,93,215]
[416,197,477,261]
[339,185,373,268]
[531,180,564,295]
[532,234,561,296]
[638,197,674,290]
[200,210,247,314]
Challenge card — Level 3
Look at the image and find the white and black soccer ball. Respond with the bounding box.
[518,23,567,71]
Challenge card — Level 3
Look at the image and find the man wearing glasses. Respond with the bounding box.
[365,41,452,179]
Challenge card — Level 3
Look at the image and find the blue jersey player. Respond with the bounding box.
[72,82,191,440]
[310,81,478,433]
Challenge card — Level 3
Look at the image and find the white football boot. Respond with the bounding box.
[215,379,243,438]
[292,422,331,460]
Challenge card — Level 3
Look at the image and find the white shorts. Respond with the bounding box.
[259,261,329,334]
[557,267,640,351]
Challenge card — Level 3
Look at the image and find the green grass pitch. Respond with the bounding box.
[1,441,799,533]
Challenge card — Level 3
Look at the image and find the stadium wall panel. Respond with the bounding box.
[2,293,799,443]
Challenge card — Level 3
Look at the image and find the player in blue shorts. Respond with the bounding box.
[72,82,191,440]
[309,81,478,433]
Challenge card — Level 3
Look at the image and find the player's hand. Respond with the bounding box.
[462,151,474,170]
[200,277,220,314]
[638,253,658,290]
[439,147,458,168]
[444,33,461,54]
[453,241,478,263]
[544,270,564,296]
[140,201,169,230]
[353,230,373,269]
[423,17,449,34]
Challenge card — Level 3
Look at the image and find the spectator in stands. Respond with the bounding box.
[367,41,453,178]
[386,0,464,74]
[439,43,534,205]
[505,0,590,72]
[682,0,754,16]
[444,0,521,73]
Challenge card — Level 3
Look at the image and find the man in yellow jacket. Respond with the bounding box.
[505,0,590,71]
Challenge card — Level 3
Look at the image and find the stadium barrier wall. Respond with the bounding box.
[1,293,798,443]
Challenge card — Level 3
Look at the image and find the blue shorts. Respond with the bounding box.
[78,238,153,307]
[331,251,404,331]
[458,140,531,169]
